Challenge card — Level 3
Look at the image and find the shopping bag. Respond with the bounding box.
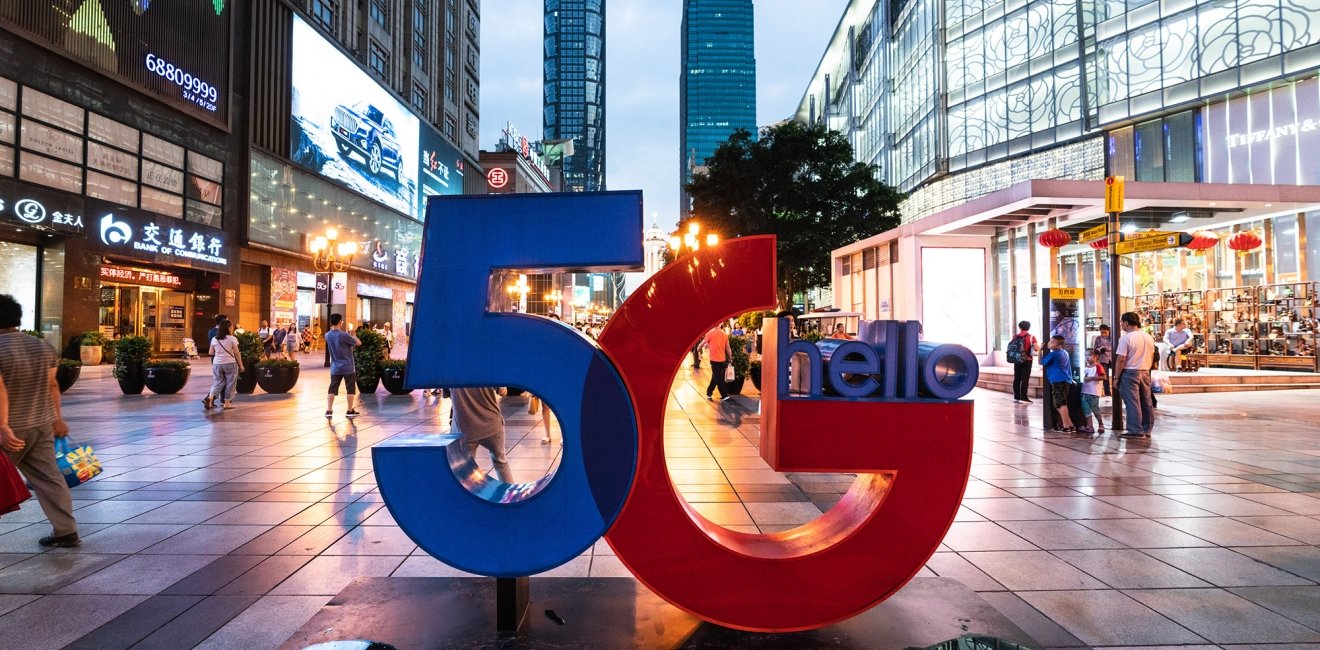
[723,364,735,383]
[0,452,31,515]
[1151,370,1174,394]
[54,438,102,488]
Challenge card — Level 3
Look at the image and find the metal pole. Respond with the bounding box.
[1108,211,1124,430]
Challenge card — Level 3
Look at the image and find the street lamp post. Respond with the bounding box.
[544,288,564,317]
[310,227,358,272]
[506,274,530,312]
[669,220,720,257]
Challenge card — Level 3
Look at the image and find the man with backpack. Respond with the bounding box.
[1007,320,1039,403]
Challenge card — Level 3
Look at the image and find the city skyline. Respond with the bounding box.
[481,0,847,233]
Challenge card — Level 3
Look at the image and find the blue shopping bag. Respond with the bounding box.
[54,437,102,488]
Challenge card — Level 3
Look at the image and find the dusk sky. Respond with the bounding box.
[480,1,850,235]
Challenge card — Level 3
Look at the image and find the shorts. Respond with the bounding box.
[1081,393,1100,417]
[329,373,358,395]
[1050,381,1071,406]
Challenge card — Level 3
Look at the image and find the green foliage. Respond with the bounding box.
[78,331,106,346]
[23,329,43,338]
[235,331,262,360]
[729,334,751,380]
[686,122,903,304]
[256,358,301,369]
[112,335,152,379]
[354,328,388,383]
[145,359,190,369]
[58,358,82,368]
[380,358,407,370]
[801,330,825,344]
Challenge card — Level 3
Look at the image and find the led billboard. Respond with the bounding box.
[1,1,232,124]
[416,128,464,220]
[290,15,418,216]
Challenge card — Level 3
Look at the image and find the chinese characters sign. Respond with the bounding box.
[99,265,187,290]
[0,177,85,235]
[86,198,230,272]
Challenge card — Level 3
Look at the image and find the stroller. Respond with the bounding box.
[181,338,200,359]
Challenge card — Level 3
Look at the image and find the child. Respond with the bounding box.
[1040,335,1076,432]
[1078,348,1106,435]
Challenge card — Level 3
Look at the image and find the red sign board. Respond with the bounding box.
[487,167,509,189]
[100,265,185,290]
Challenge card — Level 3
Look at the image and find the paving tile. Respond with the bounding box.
[960,550,1108,591]
[1165,493,1296,517]
[320,525,417,555]
[1236,492,1320,515]
[962,498,1064,521]
[192,595,330,650]
[743,501,824,525]
[924,552,1005,591]
[1231,545,1320,582]
[1143,547,1315,587]
[0,553,126,594]
[1076,518,1217,548]
[56,554,219,595]
[1019,590,1205,647]
[140,524,272,555]
[123,501,242,525]
[268,555,405,596]
[939,522,1038,552]
[389,555,478,578]
[160,555,267,596]
[1095,495,1218,518]
[1052,549,1212,588]
[0,594,151,650]
[1229,586,1320,632]
[1126,588,1320,644]
[0,594,38,617]
[997,520,1128,550]
[687,502,753,526]
[979,591,1085,648]
[62,593,201,650]
[131,594,261,650]
[56,523,190,554]
[1155,516,1303,546]
[1026,496,1142,519]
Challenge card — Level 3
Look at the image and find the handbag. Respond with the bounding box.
[54,437,102,488]
[723,364,735,383]
[0,451,31,515]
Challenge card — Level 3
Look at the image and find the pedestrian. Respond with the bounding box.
[206,314,227,354]
[382,321,395,357]
[1163,318,1195,371]
[829,323,853,340]
[690,342,703,369]
[310,319,322,351]
[257,320,273,356]
[271,322,287,360]
[203,320,242,411]
[324,313,362,418]
[0,294,79,547]
[1078,348,1106,435]
[702,323,733,401]
[450,387,513,482]
[1094,324,1113,397]
[1040,335,1076,432]
[301,325,313,353]
[1007,320,1039,403]
[1115,311,1156,438]
[284,324,298,359]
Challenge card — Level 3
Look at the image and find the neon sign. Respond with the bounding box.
[374,192,976,632]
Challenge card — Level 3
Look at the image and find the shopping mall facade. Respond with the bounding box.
[807,0,1320,371]
[0,1,482,357]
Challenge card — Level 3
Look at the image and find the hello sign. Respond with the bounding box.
[373,192,976,632]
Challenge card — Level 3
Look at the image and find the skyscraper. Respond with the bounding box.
[680,0,756,218]
[544,0,606,193]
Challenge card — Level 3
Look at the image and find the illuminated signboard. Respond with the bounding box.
[486,167,509,189]
[1203,77,1320,185]
[99,264,185,290]
[502,122,551,182]
[290,15,419,216]
[0,176,84,234]
[0,2,231,124]
[417,127,464,221]
[85,197,230,272]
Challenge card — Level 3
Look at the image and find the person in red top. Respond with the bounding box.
[701,323,733,401]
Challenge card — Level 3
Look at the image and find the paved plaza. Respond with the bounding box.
[1,359,1320,649]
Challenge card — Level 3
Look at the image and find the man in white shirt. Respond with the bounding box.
[1162,318,1194,370]
[1114,311,1157,438]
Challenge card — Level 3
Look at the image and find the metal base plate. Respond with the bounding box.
[279,577,1039,649]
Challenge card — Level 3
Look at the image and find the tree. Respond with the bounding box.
[685,121,903,307]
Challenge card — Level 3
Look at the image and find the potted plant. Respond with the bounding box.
[380,359,410,395]
[144,359,191,394]
[112,335,152,395]
[749,359,762,392]
[234,331,263,394]
[256,358,300,394]
[78,331,105,365]
[56,359,82,393]
[727,334,751,395]
[353,328,387,394]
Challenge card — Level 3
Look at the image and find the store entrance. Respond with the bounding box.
[99,284,194,353]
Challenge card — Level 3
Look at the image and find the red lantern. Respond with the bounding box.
[1037,228,1071,248]
[1186,231,1219,252]
[1089,237,1108,251]
[1228,230,1262,254]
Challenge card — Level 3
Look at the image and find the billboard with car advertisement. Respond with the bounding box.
[289,15,418,216]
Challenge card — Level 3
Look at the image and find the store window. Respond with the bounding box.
[1307,212,1320,283]
[1274,215,1300,281]
[0,241,37,330]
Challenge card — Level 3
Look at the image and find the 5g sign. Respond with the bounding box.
[374,192,976,632]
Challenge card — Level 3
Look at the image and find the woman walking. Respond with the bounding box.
[204,320,243,411]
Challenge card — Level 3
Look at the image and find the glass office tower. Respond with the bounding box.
[544,0,606,193]
[680,0,756,218]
